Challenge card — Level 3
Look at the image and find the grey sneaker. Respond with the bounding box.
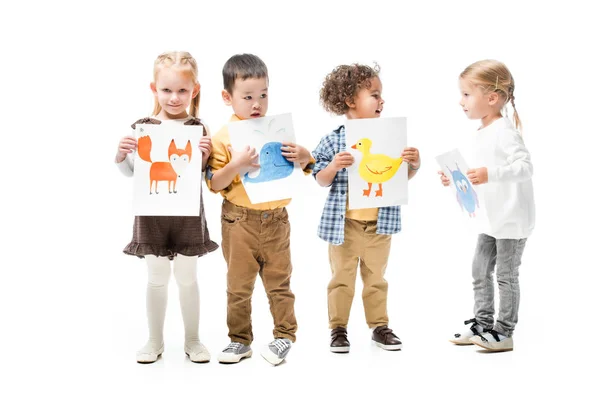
[261,338,292,365]
[217,342,252,364]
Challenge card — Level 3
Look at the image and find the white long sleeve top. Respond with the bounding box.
[470,116,535,239]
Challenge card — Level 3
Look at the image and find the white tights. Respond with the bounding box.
[145,254,200,348]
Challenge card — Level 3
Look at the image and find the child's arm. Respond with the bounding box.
[199,137,212,172]
[488,132,533,183]
[281,142,316,171]
[315,152,354,187]
[468,132,533,185]
[115,135,136,177]
[198,124,212,172]
[116,136,137,163]
[438,171,451,186]
[312,135,353,187]
[210,145,259,192]
[402,147,421,180]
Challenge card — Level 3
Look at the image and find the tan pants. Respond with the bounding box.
[328,219,392,329]
[221,200,297,345]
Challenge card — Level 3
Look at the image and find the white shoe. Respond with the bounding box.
[450,318,484,345]
[136,342,164,364]
[185,341,211,363]
[217,342,252,364]
[470,330,513,352]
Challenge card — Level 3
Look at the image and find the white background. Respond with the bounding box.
[2,1,598,399]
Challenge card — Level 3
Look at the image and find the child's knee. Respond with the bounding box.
[173,255,198,286]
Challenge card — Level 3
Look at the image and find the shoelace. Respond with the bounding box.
[476,329,502,343]
[224,342,243,352]
[454,318,479,338]
[271,339,290,353]
[465,318,480,335]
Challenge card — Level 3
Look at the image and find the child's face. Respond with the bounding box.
[347,77,384,119]
[151,68,199,119]
[458,78,497,121]
[223,77,269,120]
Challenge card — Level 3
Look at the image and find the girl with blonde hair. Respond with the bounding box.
[115,51,218,363]
[440,60,535,352]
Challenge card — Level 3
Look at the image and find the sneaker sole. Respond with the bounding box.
[449,339,474,345]
[218,350,252,364]
[137,353,162,364]
[261,347,285,366]
[185,353,211,363]
[330,346,350,353]
[471,341,513,352]
[373,340,402,351]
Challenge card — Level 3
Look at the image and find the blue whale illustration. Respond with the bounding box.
[243,142,294,183]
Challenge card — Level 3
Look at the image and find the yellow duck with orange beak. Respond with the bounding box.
[351,138,403,197]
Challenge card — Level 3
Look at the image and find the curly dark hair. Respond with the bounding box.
[320,63,380,115]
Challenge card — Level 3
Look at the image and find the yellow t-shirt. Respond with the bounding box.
[206,114,314,210]
[345,196,378,221]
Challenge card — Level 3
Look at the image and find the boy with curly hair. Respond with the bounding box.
[312,63,421,353]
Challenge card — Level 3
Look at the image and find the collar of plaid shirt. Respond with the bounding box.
[312,126,401,245]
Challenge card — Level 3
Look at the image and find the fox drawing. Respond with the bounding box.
[138,135,192,194]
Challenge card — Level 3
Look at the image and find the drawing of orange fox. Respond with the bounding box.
[138,135,192,194]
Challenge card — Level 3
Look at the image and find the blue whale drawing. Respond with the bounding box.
[243,142,294,183]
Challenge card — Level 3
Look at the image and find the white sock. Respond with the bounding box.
[173,255,200,346]
[143,255,171,349]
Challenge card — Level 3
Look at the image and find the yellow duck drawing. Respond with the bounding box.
[351,138,403,197]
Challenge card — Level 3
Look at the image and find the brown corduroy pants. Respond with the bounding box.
[221,200,297,345]
[327,218,392,329]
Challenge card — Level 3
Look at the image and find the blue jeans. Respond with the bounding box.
[472,233,528,337]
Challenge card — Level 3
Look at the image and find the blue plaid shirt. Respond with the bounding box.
[311,125,401,245]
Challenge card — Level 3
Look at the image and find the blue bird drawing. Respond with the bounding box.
[243,142,294,183]
[447,163,479,217]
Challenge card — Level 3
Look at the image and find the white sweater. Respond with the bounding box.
[470,117,535,239]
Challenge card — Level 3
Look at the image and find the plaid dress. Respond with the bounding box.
[311,125,401,245]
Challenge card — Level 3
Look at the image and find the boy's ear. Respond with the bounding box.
[345,97,356,109]
[150,82,157,95]
[222,90,232,106]
[193,83,200,98]
[488,91,499,106]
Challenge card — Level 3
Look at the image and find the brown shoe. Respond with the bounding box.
[372,325,402,351]
[330,327,350,353]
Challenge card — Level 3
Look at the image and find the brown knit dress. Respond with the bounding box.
[123,117,219,260]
